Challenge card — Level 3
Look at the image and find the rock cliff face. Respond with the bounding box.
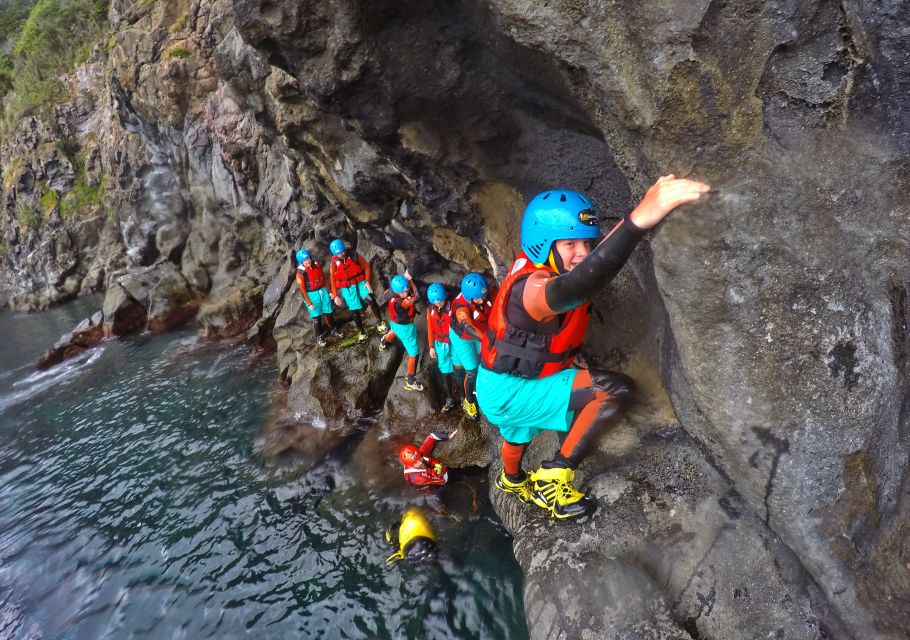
[2,0,908,638]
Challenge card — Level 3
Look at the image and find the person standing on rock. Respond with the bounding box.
[295,248,340,347]
[449,273,494,421]
[379,271,424,391]
[328,239,389,343]
[426,282,458,413]
[478,176,710,519]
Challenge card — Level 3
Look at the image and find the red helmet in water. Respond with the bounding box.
[399,445,421,466]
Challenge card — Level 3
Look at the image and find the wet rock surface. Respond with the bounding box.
[36,311,105,370]
[4,0,910,637]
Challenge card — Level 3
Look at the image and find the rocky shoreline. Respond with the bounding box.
[4,1,910,638]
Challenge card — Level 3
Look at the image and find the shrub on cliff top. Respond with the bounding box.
[3,0,110,123]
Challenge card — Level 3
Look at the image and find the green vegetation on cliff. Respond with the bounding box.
[1,0,109,122]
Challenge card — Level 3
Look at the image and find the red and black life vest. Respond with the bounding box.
[331,253,366,289]
[481,252,590,379]
[403,456,447,487]
[428,303,451,343]
[449,293,491,341]
[388,295,417,325]
[296,261,326,291]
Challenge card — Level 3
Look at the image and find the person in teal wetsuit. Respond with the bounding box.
[448,273,494,421]
[379,271,424,391]
[426,282,457,413]
[328,239,388,343]
[294,248,340,347]
[478,175,710,519]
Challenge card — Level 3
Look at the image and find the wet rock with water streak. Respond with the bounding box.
[36,311,105,370]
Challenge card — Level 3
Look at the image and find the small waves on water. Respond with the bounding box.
[0,313,527,640]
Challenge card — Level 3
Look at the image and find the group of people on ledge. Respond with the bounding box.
[293,238,493,419]
[298,174,710,520]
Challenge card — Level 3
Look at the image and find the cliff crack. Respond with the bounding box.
[751,427,790,525]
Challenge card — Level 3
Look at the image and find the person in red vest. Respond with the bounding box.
[294,248,339,347]
[477,175,710,519]
[399,431,458,487]
[378,271,424,391]
[449,273,494,420]
[426,282,457,413]
[328,239,388,343]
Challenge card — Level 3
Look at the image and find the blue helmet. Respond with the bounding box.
[520,190,600,266]
[461,273,488,300]
[391,275,409,294]
[427,283,447,304]
[329,239,347,256]
[295,248,311,264]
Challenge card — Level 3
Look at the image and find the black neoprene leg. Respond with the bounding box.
[453,367,465,400]
[556,370,635,467]
[312,317,325,339]
[365,294,383,323]
[352,310,365,332]
[464,367,478,404]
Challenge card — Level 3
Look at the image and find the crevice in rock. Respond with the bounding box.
[750,426,791,525]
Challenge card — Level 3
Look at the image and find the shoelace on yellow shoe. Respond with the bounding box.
[497,472,533,502]
[533,470,586,506]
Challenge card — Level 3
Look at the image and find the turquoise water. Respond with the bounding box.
[0,300,527,639]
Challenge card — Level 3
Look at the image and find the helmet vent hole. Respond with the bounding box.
[542,193,550,200]
[560,194,567,202]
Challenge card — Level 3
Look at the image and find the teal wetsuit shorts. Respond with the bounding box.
[338,281,372,312]
[304,287,333,318]
[449,329,480,370]
[389,320,419,357]
[433,340,453,374]
[476,366,579,444]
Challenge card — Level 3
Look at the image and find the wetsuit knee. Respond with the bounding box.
[590,369,636,401]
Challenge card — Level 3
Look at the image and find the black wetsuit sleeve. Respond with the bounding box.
[544,216,646,314]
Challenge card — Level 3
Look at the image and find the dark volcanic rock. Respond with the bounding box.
[101,283,146,337]
[196,278,265,339]
[36,311,105,370]
[5,0,910,636]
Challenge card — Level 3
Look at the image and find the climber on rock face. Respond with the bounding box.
[379,271,424,392]
[449,272,494,421]
[426,282,458,413]
[478,175,710,520]
[295,248,340,347]
[398,430,458,488]
[328,239,388,343]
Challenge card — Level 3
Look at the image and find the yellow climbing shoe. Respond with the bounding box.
[462,398,479,420]
[495,470,534,503]
[529,466,596,519]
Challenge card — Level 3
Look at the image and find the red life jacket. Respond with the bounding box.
[403,457,447,487]
[449,293,491,341]
[331,253,366,289]
[388,295,416,324]
[296,261,326,291]
[428,303,451,343]
[481,252,590,379]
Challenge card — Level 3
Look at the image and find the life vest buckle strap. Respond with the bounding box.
[488,337,569,364]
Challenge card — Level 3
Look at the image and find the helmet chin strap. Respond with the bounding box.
[547,248,567,274]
